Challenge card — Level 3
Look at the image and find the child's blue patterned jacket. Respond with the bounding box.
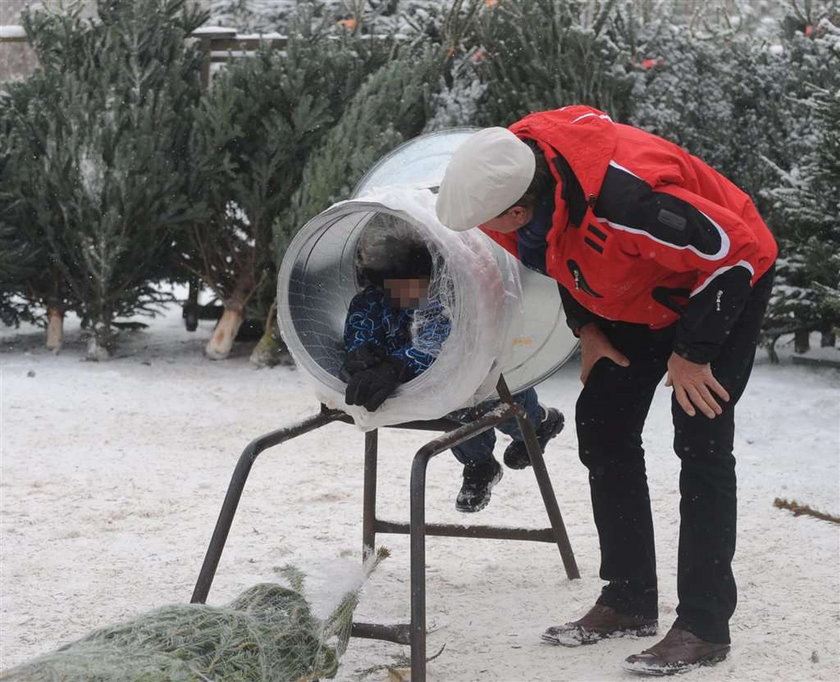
[343,286,452,380]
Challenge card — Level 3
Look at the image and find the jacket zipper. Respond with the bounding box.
[567,260,603,298]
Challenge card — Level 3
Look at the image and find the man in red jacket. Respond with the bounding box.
[435,106,777,675]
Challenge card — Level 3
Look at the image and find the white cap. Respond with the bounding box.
[435,127,535,231]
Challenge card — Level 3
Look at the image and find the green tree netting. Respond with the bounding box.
[1,551,387,682]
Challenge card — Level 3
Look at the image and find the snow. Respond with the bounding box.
[0,26,26,41]
[1,303,838,680]
[191,25,238,37]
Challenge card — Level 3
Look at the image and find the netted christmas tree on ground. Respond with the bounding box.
[0,551,387,682]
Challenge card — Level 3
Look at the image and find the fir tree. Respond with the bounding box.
[208,0,301,32]
[626,18,832,216]
[0,55,81,345]
[187,5,389,360]
[281,45,444,247]
[467,0,636,125]
[763,15,840,350]
[5,0,208,358]
[0,101,43,329]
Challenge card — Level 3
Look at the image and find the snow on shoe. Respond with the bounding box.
[542,621,658,647]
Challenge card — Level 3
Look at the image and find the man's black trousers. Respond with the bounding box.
[575,268,773,644]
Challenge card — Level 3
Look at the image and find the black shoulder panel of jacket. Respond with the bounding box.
[594,163,726,259]
[551,154,588,228]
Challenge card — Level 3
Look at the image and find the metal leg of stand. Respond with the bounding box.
[408,404,519,682]
[497,376,580,580]
[362,430,378,560]
[410,448,433,681]
[190,409,344,604]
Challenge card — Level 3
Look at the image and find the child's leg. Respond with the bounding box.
[498,388,565,469]
[451,424,502,513]
[451,429,497,467]
[496,387,543,441]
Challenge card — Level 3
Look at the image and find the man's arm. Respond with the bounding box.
[593,169,776,417]
[595,172,775,363]
[558,283,599,336]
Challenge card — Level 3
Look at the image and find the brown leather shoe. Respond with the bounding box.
[622,626,730,675]
[542,604,657,647]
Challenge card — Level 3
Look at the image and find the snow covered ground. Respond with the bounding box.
[1,304,838,681]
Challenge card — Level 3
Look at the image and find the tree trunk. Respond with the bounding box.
[767,334,780,364]
[205,307,244,360]
[821,331,836,348]
[45,306,64,351]
[249,302,294,368]
[794,329,810,354]
[85,331,111,361]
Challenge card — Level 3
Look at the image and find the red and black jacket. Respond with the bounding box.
[482,106,778,364]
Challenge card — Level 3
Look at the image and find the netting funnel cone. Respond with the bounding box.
[277,130,577,429]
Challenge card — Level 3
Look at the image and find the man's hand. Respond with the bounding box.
[579,323,630,384]
[666,352,730,418]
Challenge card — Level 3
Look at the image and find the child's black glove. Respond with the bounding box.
[344,357,408,412]
[339,342,387,382]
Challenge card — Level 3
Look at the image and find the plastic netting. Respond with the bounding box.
[277,186,523,429]
[1,551,387,682]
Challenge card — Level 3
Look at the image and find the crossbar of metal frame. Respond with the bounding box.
[374,520,556,542]
[350,622,412,645]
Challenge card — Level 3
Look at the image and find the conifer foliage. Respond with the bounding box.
[281,46,443,246]
[186,7,389,360]
[2,0,838,361]
[763,15,840,348]
[0,91,62,333]
[468,0,635,126]
[2,0,208,358]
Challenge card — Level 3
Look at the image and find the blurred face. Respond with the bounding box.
[383,277,430,309]
[478,205,534,233]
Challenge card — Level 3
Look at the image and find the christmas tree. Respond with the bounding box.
[0,93,52,333]
[467,0,635,125]
[0,51,83,346]
[186,4,390,360]
[281,44,445,248]
[5,0,208,358]
[763,13,840,351]
[207,0,453,35]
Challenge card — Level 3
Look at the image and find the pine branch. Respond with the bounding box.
[773,497,840,524]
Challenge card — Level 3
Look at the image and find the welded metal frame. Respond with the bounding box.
[190,375,578,681]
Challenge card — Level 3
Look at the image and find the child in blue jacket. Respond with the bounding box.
[340,234,563,512]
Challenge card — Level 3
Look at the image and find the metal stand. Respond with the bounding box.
[191,375,578,680]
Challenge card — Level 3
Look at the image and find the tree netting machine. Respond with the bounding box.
[190,131,581,681]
